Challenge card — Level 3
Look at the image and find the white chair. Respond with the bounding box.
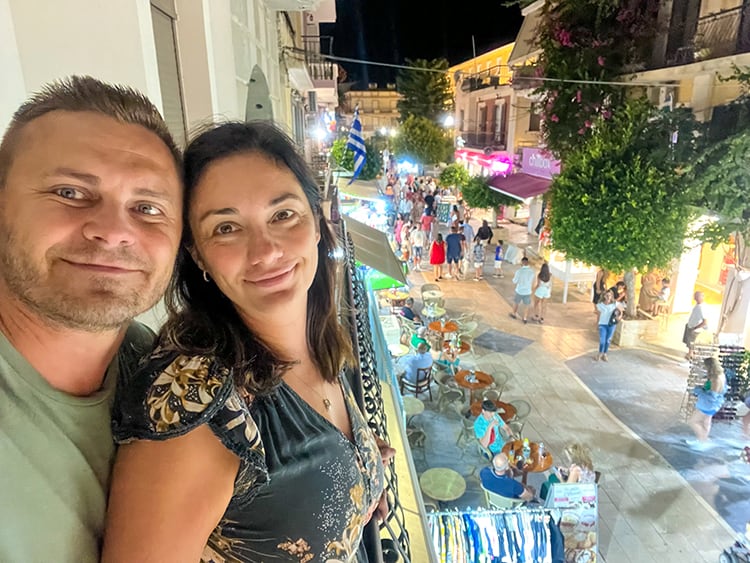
[483,487,525,510]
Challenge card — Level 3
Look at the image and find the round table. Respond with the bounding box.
[470,399,516,421]
[419,467,467,502]
[502,440,554,485]
[422,306,446,322]
[388,343,409,357]
[443,340,471,355]
[402,396,424,426]
[429,320,458,334]
[422,289,444,301]
[454,369,493,402]
[384,289,410,301]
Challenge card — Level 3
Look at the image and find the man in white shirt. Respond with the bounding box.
[683,291,708,360]
[396,342,433,384]
[409,226,425,271]
[510,257,536,324]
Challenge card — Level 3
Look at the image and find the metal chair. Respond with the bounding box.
[508,399,531,423]
[506,420,525,440]
[482,388,502,402]
[456,415,476,447]
[399,365,433,400]
[491,371,510,395]
[457,320,478,337]
[437,389,464,414]
[483,487,525,510]
[456,312,476,324]
[437,373,464,402]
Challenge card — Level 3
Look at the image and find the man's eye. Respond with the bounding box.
[55,187,83,200]
[136,203,163,216]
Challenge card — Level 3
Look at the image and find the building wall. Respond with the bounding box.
[343,89,401,137]
[700,0,743,16]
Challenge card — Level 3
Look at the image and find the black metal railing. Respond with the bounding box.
[302,35,335,82]
[667,4,750,65]
[458,65,510,93]
[458,130,506,150]
[338,220,412,563]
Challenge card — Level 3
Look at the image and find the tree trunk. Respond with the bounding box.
[624,269,637,319]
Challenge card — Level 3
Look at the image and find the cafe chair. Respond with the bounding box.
[437,389,464,414]
[483,487,525,510]
[456,415,476,447]
[482,388,502,402]
[399,366,433,401]
[508,399,531,423]
[457,320,478,338]
[437,373,465,402]
[456,312,476,324]
[506,420,525,440]
[491,371,510,396]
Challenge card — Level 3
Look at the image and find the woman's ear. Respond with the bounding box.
[188,245,206,272]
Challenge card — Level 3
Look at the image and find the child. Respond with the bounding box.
[493,240,505,278]
[472,240,486,281]
[653,277,671,314]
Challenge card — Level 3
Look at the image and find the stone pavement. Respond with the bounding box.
[403,218,745,562]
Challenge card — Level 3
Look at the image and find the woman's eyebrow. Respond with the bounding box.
[198,207,238,223]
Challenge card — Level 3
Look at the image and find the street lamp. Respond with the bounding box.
[443,114,455,128]
[380,126,388,136]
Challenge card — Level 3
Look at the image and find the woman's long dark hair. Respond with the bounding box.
[538,262,551,283]
[161,121,353,395]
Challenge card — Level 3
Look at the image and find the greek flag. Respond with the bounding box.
[346,107,366,183]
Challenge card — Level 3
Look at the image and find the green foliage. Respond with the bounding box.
[534,0,660,157]
[439,164,470,189]
[549,100,696,274]
[462,176,519,210]
[687,129,750,244]
[396,58,454,122]
[330,137,382,181]
[392,115,452,165]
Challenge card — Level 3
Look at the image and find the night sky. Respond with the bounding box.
[322,0,524,87]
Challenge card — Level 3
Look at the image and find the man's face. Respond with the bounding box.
[0,110,182,331]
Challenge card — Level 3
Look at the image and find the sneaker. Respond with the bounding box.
[684,438,711,451]
[523,318,528,324]
[473,277,480,282]
[499,274,505,278]
[601,354,608,362]
[509,313,518,320]
[444,274,452,279]
[594,354,600,362]
[493,274,500,278]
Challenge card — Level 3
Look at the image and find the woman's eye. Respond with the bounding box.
[136,203,162,216]
[273,209,295,222]
[55,187,83,200]
[214,223,237,235]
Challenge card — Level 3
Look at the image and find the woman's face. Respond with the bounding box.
[603,292,614,303]
[189,152,320,324]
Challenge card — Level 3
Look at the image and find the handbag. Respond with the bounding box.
[608,310,620,326]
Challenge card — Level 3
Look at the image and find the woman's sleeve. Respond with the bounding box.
[113,353,268,506]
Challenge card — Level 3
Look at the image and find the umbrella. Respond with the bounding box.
[356,262,407,291]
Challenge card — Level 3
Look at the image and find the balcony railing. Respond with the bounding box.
[458,130,506,150]
[458,65,510,93]
[303,35,335,82]
[667,4,750,66]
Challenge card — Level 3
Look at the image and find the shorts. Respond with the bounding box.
[514,292,531,305]
[697,407,719,416]
[494,260,503,269]
[473,262,483,269]
[446,253,461,264]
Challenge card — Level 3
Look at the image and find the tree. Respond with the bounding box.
[461,175,519,211]
[439,164,470,191]
[330,137,383,181]
[392,115,452,165]
[548,100,698,317]
[396,58,453,122]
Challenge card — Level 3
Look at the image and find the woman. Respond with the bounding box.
[103,122,388,562]
[532,262,552,323]
[429,232,446,282]
[595,290,623,362]
[540,443,596,500]
[592,268,608,309]
[686,357,726,449]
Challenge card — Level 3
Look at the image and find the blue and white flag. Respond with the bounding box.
[346,107,366,183]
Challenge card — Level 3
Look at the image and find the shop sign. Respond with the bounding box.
[522,148,561,179]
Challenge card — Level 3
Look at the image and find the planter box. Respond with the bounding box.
[612,318,660,347]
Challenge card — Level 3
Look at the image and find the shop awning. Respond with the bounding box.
[337,177,384,202]
[343,216,407,286]
[488,173,551,201]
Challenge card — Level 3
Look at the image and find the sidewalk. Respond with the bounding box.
[403,218,744,562]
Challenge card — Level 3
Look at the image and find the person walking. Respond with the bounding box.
[532,262,552,323]
[409,225,425,271]
[472,240,486,281]
[683,291,708,360]
[686,357,726,449]
[493,241,505,278]
[592,268,608,309]
[595,290,623,361]
[475,219,494,247]
[429,233,446,281]
[509,257,536,323]
[444,225,465,280]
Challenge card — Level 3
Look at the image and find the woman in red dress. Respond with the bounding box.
[429,233,446,281]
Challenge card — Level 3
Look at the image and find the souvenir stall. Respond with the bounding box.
[544,483,599,563]
[426,508,565,563]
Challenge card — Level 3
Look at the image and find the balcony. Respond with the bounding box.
[303,35,336,83]
[666,4,750,66]
[458,65,510,93]
[458,130,506,151]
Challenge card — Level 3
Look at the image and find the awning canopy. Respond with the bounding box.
[488,173,551,202]
[343,216,407,286]
[337,176,384,202]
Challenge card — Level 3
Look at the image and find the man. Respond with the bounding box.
[409,225,425,271]
[0,76,183,562]
[480,453,536,501]
[400,297,422,324]
[396,342,433,385]
[683,291,708,360]
[420,207,434,245]
[510,257,536,324]
[474,219,494,247]
[445,225,465,280]
[474,400,510,454]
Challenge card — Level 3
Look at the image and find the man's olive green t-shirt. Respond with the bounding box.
[0,325,152,562]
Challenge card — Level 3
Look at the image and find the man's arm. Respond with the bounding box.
[519,484,536,501]
[474,418,497,448]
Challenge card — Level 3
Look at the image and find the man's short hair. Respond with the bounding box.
[481,399,497,412]
[492,453,509,472]
[416,342,428,354]
[521,257,529,264]
[0,75,181,189]
[405,297,414,306]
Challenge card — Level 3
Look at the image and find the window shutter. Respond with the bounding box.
[151,5,187,147]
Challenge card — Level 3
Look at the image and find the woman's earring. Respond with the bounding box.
[202,270,210,283]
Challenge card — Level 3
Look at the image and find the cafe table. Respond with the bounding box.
[443,340,471,356]
[422,306,446,323]
[419,467,467,503]
[502,440,554,485]
[469,399,516,421]
[454,369,493,402]
[402,396,424,426]
[428,320,458,334]
[384,288,410,302]
[388,343,409,358]
[422,289,444,301]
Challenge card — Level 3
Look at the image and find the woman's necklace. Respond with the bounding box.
[287,372,332,411]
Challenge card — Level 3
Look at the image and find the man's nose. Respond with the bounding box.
[81,203,136,247]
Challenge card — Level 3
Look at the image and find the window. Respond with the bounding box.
[528,108,541,132]
[494,102,505,142]
[150,1,187,146]
[459,109,465,131]
[478,106,487,131]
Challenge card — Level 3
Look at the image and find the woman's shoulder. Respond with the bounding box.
[113,349,237,441]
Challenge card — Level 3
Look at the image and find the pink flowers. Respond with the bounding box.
[575,90,582,103]
[550,114,560,122]
[602,109,612,119]
[554,28,574,47]
[584,120,592,128]
[597,56,606,67]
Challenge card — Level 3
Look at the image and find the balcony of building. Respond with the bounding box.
[663,3,750,67]
[458,130,507,152]
[303,34,337,104]
[457,65,511,94]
